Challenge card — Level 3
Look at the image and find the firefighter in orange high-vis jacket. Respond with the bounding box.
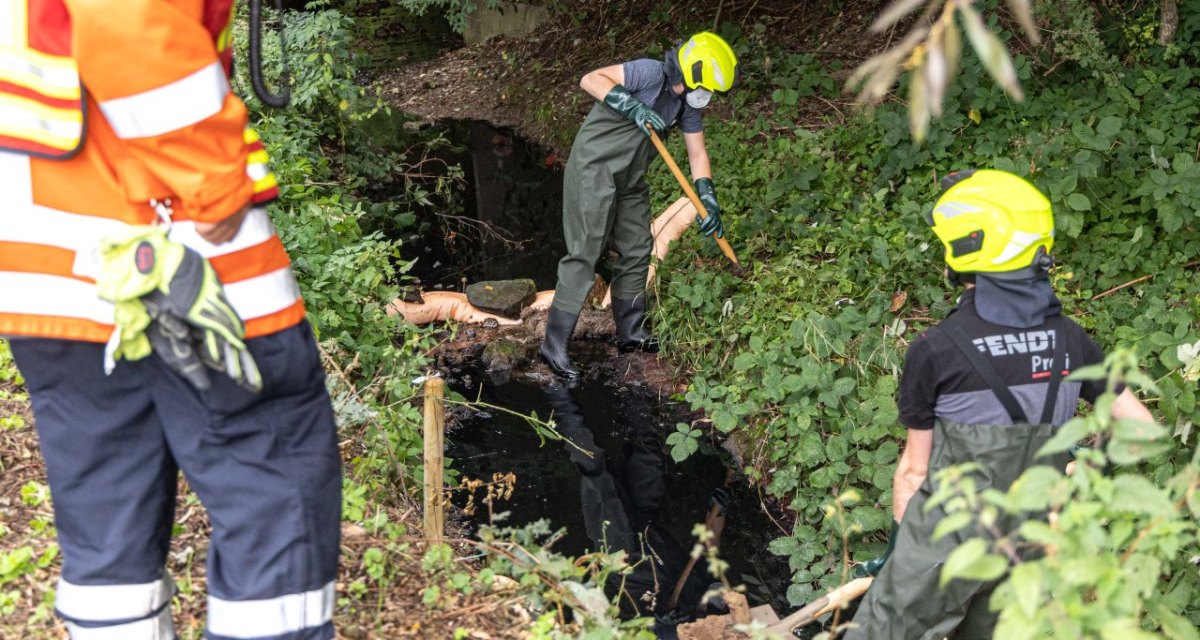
[0,2,340,639]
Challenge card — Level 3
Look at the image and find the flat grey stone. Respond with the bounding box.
[466,279,537,318]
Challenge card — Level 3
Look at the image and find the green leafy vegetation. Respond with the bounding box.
[933,350,1199,638]
[234,3,445,514]
[642,1,1200,621]
[382,0,499,34]
[2,1,1198,635]
[236,6,655,636]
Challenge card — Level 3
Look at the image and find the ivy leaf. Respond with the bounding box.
[768,536,799,557]
[832,377,857,398]
[786,582,815,607]
[1057,173,1078,195]
[563,581,611,620]
[940,538,1008,587]
[873,441,900,465]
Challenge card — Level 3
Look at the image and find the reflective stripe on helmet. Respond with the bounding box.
[677,32,738,93]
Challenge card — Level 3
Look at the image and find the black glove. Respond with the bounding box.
[854,519,899,578]
[708,486,731,517]
[142,248,262,393]
[603,85,666,137]
[693,178,724,238]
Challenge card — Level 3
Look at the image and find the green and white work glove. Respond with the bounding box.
[854,519,899,578]
[96,226,262,393]
[693,177,724,238]
[603,85,666,137]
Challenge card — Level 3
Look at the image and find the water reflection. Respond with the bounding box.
[446,369,791,629]
[545,384,728,635]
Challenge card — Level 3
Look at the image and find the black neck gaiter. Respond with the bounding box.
[974,273,1062,328]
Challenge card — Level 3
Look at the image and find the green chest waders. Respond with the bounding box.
[846,317,1071,640]
[552,89,676,316]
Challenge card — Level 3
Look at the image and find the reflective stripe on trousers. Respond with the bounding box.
[57,574,174,623]
[57,574,175,639]
[12,322,340,640]
[207,581,334,639]
[65,609,174,640]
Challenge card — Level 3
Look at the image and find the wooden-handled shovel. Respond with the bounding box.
[646,128,741,268]
[767,576,874,635]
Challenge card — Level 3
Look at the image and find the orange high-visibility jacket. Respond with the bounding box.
[0,0,301,343]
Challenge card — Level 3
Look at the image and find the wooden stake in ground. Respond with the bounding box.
[423,376,446,544]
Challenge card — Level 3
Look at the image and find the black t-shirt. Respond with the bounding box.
[897,288,1109,430]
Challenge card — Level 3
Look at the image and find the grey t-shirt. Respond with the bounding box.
[621,58,704,134]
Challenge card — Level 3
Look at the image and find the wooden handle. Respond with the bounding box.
[647,129,740,266]
[667,467,735,610]
[768,577,874,634]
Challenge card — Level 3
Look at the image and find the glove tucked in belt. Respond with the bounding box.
[96,227,262,393]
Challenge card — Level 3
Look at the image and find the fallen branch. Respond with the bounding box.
[1091,260,1200,301]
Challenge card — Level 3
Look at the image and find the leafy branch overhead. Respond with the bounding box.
[848,0,1041,141]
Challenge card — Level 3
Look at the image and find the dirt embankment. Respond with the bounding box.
[377,0,897,154]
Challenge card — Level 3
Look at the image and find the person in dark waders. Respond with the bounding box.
[844,170,1153,639]
[539,32,739,382]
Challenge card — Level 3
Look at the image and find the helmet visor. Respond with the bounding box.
[686,87,713,109]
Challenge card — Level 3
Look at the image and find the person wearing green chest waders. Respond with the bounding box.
[844,170,1155,639]
[539,32,739,382]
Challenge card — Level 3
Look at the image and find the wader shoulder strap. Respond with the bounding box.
[942,325,1030,424]
[1039,316,1068,425]
[943,316,1069,426]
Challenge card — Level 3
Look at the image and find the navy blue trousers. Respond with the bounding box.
[11,320,340,640]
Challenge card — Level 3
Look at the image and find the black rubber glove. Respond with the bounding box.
[603,85,666,137]
[694,178,724,238]
[708,486,731,517]
[854,519,900,578]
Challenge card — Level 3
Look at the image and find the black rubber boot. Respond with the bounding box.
[611,296,660,353]
[539,307,580,382]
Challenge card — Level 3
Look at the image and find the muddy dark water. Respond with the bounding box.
[445,365,793,621]
[409,120,795,628]
[408,120,566,291]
